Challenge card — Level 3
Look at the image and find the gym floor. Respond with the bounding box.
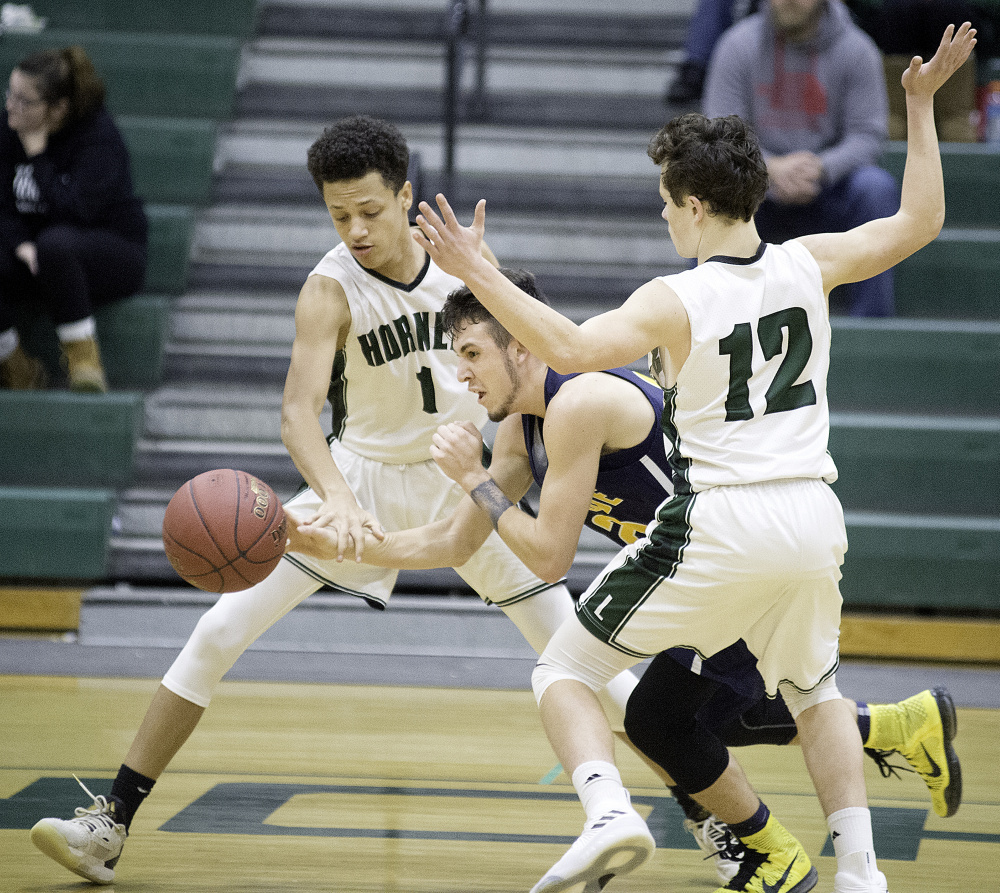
[1,657,998,892]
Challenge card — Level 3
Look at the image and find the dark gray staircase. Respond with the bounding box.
[105,0,1000,615]
[109,0,694,588]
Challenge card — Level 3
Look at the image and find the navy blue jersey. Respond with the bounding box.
[522,367,674,549]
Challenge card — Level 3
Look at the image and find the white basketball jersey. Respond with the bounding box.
[650,240,838,491]
[309,242,486,464]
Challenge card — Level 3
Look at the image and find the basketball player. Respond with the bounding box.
[27,116,641,885]
[407,24,976,893]
[291,269,961,885]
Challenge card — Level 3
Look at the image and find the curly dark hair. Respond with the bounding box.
[306,115,409,195]
[441,269,550,349]
[647,113,768,222]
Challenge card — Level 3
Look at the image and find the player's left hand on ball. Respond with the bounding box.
[285,521,333,560]
[299,496,385,563]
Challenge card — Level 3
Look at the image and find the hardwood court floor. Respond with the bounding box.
[1,675,997,892]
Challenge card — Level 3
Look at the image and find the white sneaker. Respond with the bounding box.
[30,777,127,885]
[530,806,655,893]
[683,813,744,883]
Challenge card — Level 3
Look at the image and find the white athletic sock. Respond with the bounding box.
[571,761,630,822]
[828,807,879,881]
[56,316,97,343]
[0,327,18,362]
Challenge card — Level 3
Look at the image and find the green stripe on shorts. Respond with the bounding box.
[576,493,696,650]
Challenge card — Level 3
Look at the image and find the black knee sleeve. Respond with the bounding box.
[714,694,798,747]
[623,652,731,795]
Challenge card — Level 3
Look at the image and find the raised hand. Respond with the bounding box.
[902,22,976,97]
[413,194,488,280]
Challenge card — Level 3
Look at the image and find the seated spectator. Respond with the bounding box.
[665,0,766,106]
[703,0,898,316]
[665,0,741,104]
[0,46,147,391]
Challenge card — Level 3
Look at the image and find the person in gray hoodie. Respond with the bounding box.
[703,0,898,317]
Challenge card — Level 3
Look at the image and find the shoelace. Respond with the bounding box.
[70,775,120,831]
[704,820,747,864]
[864,747,916,781]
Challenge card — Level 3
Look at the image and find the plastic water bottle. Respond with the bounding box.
[985,81,1000,146]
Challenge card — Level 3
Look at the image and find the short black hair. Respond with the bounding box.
[647,113,768,222]
[441,269,550,349]
[306,115,409,195]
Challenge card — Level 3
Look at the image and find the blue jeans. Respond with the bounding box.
[755,165,900,317]
[684,0,736,64]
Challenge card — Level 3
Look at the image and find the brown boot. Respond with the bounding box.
[61,336,108,393]
[0,344,47,389]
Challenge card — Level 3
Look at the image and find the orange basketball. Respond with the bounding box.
[162,469,286,593]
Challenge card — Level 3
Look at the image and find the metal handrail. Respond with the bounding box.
[442,0,489,196]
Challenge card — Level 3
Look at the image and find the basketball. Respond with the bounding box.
[162,468,287,593]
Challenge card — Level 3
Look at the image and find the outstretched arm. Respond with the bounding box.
[290,493,495,569]
[800,23,976,291]
[413,198,685,374]
[288,418,534,569]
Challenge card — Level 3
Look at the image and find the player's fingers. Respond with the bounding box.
[433,421,459,442]
[414,217,439,248]
[417,200,445,232]
[351,524,367,562]
[435,193,459,227]
[472,199,486,235]
[334,522,354,562]
[366,523,386,543]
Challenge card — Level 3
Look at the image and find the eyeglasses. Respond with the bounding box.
[5,89,44,110]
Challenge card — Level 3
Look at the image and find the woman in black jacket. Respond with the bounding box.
[0,45,147,391]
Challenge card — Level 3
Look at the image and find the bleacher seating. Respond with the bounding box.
[2,0,997,620]
[879,143,1000,317]
[895,231,999,318]
[828,318,1000,415]
[830,416,1000,516]
[0,4,244,587]
[145,204,196,295]
[0,486,116,580]
[881,143,1000,228]
[14,293,170,390]
[28,0,259,39]
[839,515,1000,611]
[0,30,242,118]
[120,116,218,206]
[0,391,144,487]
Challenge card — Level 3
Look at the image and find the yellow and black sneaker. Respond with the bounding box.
[715,814,817,893]
[866,687,961,818]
